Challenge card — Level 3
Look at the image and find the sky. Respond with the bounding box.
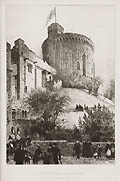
[6,5,115,89]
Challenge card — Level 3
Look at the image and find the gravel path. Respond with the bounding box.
[8,155,115,165]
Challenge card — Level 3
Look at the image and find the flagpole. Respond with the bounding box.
[55,7,57,23]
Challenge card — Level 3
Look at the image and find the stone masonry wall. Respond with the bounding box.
[42,23,95,85]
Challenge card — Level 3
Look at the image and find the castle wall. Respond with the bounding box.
[7,43,12,99]
[26,59,36,93]
[35,66,42,89]
[7,43,12,123]
[7,39,56,137]
[11,39,56,99]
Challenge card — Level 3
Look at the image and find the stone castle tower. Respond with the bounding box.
[42,23,95,84]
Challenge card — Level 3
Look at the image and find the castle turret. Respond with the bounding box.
[48,23,64,38]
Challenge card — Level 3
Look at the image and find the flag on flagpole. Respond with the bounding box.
[45,7,56,26]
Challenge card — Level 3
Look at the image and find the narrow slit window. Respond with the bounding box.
[27,63,33,73]
[77,62,80,70]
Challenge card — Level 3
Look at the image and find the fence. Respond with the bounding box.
[28,140,114,157]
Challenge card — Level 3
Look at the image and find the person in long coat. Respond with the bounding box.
[82,140,92,158]
[73,141,81,159]
[52,143,62,164]
[33,145,42,164]
[105,142,112,160]
[42,152,50,164]
[111,143,115,159]
[86,140,92,158]
[82,141,87,157]
[97,144,102,159]
[24,147,32,164]
[14,145,25,164]
[47,143,54,164]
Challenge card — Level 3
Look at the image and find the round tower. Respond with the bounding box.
[42,23,95,83]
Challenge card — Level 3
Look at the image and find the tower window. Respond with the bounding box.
[15,75,17,98]
[49,76,52,81]
[24,86,27,93]
[77,62,80,70]
[77,51,80,58]
[22,110,25,118]
[12,109,16,119]
[82,53,87,60]
[82,53,86,76]
[27,63,33,73]
[25,111,27,118]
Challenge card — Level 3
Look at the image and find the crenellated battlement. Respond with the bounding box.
[56,33,94,50]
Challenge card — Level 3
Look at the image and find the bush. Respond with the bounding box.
[79,104,115,142]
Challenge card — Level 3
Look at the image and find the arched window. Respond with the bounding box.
[82,53,87,76]
[42,71,46,88]
[25,111,27,118]
[77,62,80,70]
[12,109,16,119]
[49,76,52,81]
[82,53,87,61]
[22,110,25,118]
[27,63,33,73]
[77,51,80,58]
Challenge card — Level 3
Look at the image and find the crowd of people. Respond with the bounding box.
[7,127,115,164]
[75,104,90,112]
[13,142,61,165]
[7,140,115,165]
[73,140,115,160]
[7,127,21,160]
[7,127,31,163]
[75,104,84,112]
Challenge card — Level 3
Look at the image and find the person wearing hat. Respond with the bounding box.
[14,144,25,164]
[47,142,61,164]
[33,144,42,164]
[73,141,81,159]
[52,143,62,164]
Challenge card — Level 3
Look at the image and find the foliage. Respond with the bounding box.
[104,79,115,102]
[78,103,115,142]
[92,76,103,96]
[25,88,70,139]
[50,125,82,141]
[55,128,74,141]
[29,101,114,142]
[60,73,102,96]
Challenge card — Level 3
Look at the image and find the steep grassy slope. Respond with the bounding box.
[59,88,114,128]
